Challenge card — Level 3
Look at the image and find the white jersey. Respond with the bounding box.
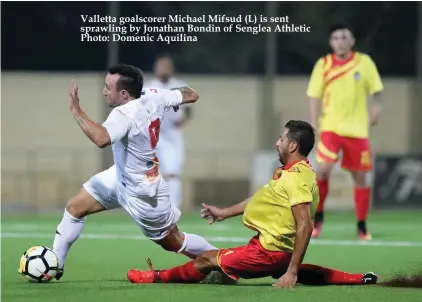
[102,88,183,197]
[144,78,187,142]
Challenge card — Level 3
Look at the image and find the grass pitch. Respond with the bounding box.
[2,210,422,302]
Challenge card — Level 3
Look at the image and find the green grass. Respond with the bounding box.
[2,210,422,302]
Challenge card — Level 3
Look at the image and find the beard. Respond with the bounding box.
[108,101,118,108]
[279,153,285,165]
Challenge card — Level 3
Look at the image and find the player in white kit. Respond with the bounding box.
[51,64,216,280]
[145,54,192,209]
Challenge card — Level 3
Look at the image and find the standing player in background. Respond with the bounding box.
[144,54,191,209]
[307,24,383,240]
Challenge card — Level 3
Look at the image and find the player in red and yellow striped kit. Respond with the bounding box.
[127,121,377,288]
[307,24,383,240]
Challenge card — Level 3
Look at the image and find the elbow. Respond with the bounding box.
[183,88,199,104]
[97,142,108,149]
[94,136,110,148]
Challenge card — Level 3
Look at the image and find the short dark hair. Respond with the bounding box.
[285,120,315,157]
[329,23,354,36]
[107,64,143,98]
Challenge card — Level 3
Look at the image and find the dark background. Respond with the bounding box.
[1,1,418,75]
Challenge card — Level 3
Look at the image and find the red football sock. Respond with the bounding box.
[316,179,329,213]
[298,264,363,285]
[354,187,370,221]
[158,261,206,283]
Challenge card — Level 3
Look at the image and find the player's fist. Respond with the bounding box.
[201,203,226,225]
[68,79,80,110]
[272,272,297,289]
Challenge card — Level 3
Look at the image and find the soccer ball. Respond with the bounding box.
[19,246,59,283]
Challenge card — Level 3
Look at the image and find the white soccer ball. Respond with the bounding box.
[19,246,59,283]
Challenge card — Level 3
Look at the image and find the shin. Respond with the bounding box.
[156,226,217,259]
[158,251,220,283]
[53,188,105,268]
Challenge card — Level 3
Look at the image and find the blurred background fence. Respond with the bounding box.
[2,1,422,213]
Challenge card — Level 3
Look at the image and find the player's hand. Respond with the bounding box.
[369,113,379,126]
[201,203,226,225]
[69,79,80,110]
[272,272,297,289]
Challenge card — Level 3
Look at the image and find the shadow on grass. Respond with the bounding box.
[379,272,422,289]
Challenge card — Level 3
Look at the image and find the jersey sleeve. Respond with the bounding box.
[158,88,183,109]
[284,172,313,207]
[102,107,131,144]
[306,58,325,99]
[364,56,384,95]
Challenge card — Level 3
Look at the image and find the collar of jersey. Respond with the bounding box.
[331,51,355,66]
[282,159,309,170]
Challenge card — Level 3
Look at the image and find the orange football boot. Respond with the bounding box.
[127,258,160,284]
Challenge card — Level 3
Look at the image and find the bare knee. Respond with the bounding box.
[351,171,367,187]
[65,188,105,219]
[316,163,335,181]
[65,197,86,219]
[194,251,219,274]
[156,226,185,252]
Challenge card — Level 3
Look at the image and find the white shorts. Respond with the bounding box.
[83,165,181,241]
[156,138,184,176]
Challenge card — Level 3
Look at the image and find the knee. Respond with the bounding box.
[317,171,330,181]
[65,188,105,219]
[352,172,367,187]
[317,164,334,181]
[157,228,185,252]
[65,195,90,219]
[160,243,180,253]
[194,252,217,274]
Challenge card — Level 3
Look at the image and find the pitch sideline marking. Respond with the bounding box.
[2,232,422,247]
[2,222,420,232]
[1,223,230,231]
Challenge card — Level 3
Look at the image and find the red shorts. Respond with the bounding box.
[216,236,292,281]
[316,131,372,171]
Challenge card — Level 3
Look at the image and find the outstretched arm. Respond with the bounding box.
[222,197,251,219]
[201,197,250,224]
[68,79,111,148]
